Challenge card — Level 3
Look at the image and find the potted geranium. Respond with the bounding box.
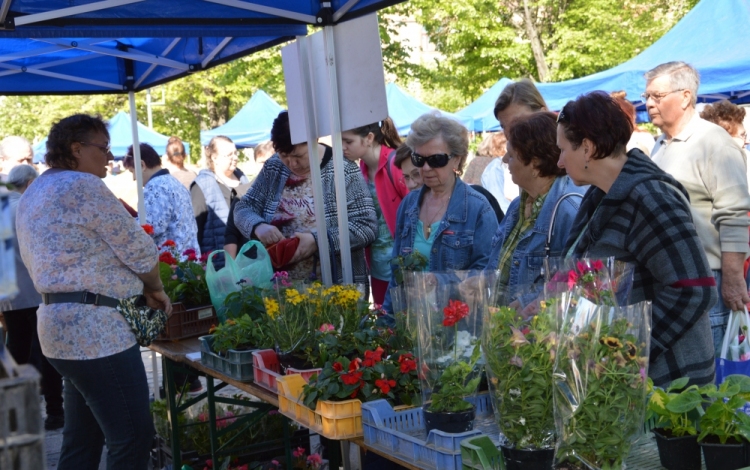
[420,299,483,434]
[483,298,557,470]
[156,239,211,307]
[646,377,704,470]
[697,374,750,470]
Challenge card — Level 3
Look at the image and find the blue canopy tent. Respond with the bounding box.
[387,82,473,134]
[200,89,283,148]
[458,0,750,131]
[31,111,191,162]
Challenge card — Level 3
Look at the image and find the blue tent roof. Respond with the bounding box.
[31,111,191,162]
[458,0,750,131]
[200,90,284,148]
[0,0,403,94]
[386,83,473,134]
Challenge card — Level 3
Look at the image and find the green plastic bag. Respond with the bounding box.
[235,240,273,289]
[206,250,241,322]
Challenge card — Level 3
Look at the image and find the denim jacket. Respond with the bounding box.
[486,176,586,287]
[382,178,498,314]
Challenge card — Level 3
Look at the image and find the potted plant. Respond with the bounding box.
[646,377,704,470]
[420,299,483,434]
[483,299,557,470]
[156,239,211,308]
[697,374,750,470]
[208,314,273,356]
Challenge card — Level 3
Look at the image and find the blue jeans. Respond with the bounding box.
[48,344,154,470]
[710,270,731,356]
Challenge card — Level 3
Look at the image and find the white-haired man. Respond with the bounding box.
[647,61,750,354]
[0,136,33,181]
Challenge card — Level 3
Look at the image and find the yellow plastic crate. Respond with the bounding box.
[277,374,363,439]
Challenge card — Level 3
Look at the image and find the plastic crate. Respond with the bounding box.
[277,374,363,439]
[461,435,504,470]
[361,393,494,470]
[0,363,46,470]
[253,349,322,393]
[199,335,256,382]
[158,303,217,341]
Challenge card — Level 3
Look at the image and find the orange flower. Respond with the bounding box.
[141,224,154,235]
[161,240,176,248]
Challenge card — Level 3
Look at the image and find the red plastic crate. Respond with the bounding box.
[157,303,217,341]
[252,349,321,393]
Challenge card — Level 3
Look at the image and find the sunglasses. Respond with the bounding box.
[411,152,453,168]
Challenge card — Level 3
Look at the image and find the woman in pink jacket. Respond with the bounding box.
[342,118,409,304]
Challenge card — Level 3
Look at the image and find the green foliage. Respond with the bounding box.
[483,303,557,449]
[428,342,482,413]
[698,375,750,444]
[210,314,273,355]
[390,251,429,286]
[647,377,704,437]
[222,283,267,322]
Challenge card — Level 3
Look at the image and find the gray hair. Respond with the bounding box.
[406,113,469,174]
[644,61,700,107]
[0,136,32,160]
[7,163,38,188]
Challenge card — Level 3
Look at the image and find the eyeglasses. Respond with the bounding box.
[80,141,111,154]
[399,169,421,183]
[739,132,748,141]
[221,150,239,159]
[640,89,685,103]
[411,152,453,168]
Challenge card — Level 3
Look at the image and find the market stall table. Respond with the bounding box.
[149,338,293,469]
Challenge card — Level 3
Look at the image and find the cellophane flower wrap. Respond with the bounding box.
[551,259,651,470]
[481,274,558,451]
[406,271,483,411]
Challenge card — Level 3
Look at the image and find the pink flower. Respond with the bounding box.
[271,460,280,468]
[591,259,605,271]
[171,275,178,280]
[292,446,306,458]
[307,453,323,468]
[197,412,208,422]
[510,356,524,368]
[319,323,335,333]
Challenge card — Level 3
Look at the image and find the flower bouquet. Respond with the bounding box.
[406,271,484,433]
[551,259,650,470]
[481,275,558,469]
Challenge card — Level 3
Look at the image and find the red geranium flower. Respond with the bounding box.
[567,269,579,289]
[159,252,178,265]
[363,347,384,367]
[443,299,469,327]
[398,354,417,374]
[341,370,363,386]
[183,248,198,262]
[332,362,343,372]
[348,357,362,372]
[200,251,211,263]
[375,378,397,394]
[591,259,605,272]
[161,240,176,248]
[141,224,154,235]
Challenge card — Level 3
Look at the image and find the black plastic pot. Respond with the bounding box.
[700,439,746,470]
[422,404,475,434]
[277,352,312,374]
[500,445,554,470]
[652,430,701,470]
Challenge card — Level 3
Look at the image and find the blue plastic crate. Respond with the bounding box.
[198,335,256,382]
[361,394,494,470]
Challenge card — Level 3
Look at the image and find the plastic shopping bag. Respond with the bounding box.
[715,308,750,386]
[206,250,241,322]
[234,240,273,289]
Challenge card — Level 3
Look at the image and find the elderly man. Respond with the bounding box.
[647,61,750,353]
[0,136,33,181]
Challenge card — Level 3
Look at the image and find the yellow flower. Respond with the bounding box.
[599,336,622,349]
[264,298,280,319]
[539,300,547,310]
[285,288,305,306]
[625,341,637,360]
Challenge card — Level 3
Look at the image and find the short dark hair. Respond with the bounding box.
[124,143,161,169]
[46,114,109,170]
[506,112,565,178]
[270,111,294,155]
[558,91,633,160]
[393,144,412,169]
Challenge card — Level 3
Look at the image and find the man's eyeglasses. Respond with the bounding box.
[80,141,111,154]
[411,152,453,168]
[640,89,685,103]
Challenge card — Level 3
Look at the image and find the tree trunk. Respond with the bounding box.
[522,0,549,82]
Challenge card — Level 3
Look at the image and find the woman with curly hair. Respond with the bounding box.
[700,100,749,154]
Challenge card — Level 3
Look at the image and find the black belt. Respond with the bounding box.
[41,291,121,309]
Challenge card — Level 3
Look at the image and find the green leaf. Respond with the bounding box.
[666,377,690,392]
[665,391,703,414]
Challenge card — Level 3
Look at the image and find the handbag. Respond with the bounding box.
[116,295,169,347]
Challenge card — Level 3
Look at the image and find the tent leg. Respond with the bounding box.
[323,24,353,284]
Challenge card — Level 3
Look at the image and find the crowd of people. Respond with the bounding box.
[1,59,750,468]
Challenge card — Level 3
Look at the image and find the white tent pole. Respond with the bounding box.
[323,25,353,284]
[129,91,159,399]
[298,38,333,285]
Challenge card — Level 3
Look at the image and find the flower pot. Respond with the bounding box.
[652,430,701,470]
[422,404,475,434]
[500,445,554,470]
[277,351,313,374]
[699,439,746,470]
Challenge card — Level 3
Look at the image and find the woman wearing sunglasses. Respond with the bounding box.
[485,112,586,289]
[381,113,499,316]
[558,91,716,387]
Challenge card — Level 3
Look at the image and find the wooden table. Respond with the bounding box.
[149,338,292,468]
